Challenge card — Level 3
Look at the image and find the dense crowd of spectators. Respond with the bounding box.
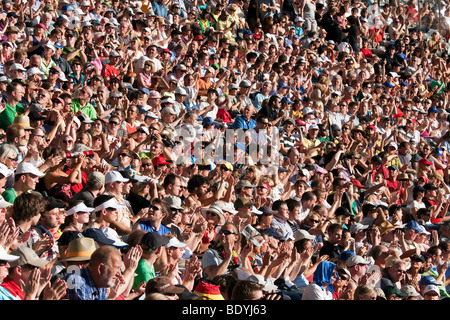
[0,0,450,301]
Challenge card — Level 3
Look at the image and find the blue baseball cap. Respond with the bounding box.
[419,275,439,286]
[338,250,355,262]
[140,88,150,95]
[428,106,439,113]
[281,96,294,104]
[82,228,115,245]
[202,117,220,127]
[405,220,422,232]
[278,82,290,89]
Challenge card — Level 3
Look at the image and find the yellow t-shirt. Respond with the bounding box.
[304,138,321,157]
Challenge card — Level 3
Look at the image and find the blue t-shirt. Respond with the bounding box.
[137,221,171,235]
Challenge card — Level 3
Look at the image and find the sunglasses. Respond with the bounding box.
[63,140,73,144]
[119,153,130,158]
[150,205,160,211]
[220,229,236,235]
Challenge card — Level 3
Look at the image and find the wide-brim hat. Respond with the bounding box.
[351,125,365,133]
[13,115,34,130]
[63,237,97,261]
[201,205,226,225]
[397,173,410,181]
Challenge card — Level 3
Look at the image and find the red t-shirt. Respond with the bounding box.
[1,277,24,300]
[361,48,373,58]
[216,107,233,124]
[386,179,398,192]
[65,168,87,194]
[102,64,119,79]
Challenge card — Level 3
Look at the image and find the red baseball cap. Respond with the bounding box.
[418,158,432,166]
[351,179,364,188]
[152,155,171,167]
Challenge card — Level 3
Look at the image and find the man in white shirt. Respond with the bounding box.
[325,98,345,127]
[267,200,294,241]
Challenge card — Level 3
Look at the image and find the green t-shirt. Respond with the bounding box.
[71,99,97,121]
[2,188,17,204]
[132,258,155,290]
[0,103,25,130]
[430,80,445,95]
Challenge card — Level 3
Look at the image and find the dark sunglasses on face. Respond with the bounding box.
[220,229,236,235]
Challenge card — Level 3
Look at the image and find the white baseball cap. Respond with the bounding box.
[66,202,94,216]
[0,195,12,209]
[105,170,129,184]
[213,201,238,215]
[174,87,187,95]
[15,162,45,177]
[165,237,187,248]
[94,197,125,211]
[0,245,20,262]
[27,67,44,77]
[0,163,11,178]
[137,125,149,135]
[10,63,26,71]
[251,206,263,215]
[101,227,129,247]
[424,284,440,296]
[293,229,315,241]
